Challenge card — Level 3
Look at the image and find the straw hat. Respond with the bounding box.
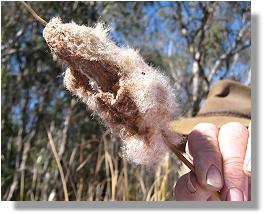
[170,80,251,135]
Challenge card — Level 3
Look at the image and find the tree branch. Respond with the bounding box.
[208,23,250,81]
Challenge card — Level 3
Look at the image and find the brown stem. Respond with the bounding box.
[21,1,47,26]
[162,134,195,172]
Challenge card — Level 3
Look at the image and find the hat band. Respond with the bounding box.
[197,111,251,119]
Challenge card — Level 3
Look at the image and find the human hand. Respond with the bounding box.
[174,122,251,201]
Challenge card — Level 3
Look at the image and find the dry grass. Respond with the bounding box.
[2,118,182,201]
[47,130,69,201]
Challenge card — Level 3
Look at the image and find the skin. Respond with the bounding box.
[175,122,251,201]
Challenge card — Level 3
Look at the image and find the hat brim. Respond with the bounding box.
[169,116,250,135]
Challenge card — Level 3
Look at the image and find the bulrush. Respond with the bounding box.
[43,17,180,165]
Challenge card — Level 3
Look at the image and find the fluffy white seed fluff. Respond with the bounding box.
[43,17,179,165]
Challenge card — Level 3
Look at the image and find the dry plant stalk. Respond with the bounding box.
[47,130,69,201]
[21,1,47,26]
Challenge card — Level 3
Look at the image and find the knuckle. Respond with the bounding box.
[188,123,218,144]
[192,123,218,133]
[219,122,249,148]
[220,122,248,134]
[188,128,220,157]
[188,130,217,146]
[224,156,244,169]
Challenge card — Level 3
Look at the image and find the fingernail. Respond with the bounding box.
[226,188,244,201]
[206,165,223,189]
[186,174,197,193]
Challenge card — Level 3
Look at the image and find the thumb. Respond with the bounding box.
[174,172,213,201]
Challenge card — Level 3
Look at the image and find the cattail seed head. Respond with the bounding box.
[43,17,179,165]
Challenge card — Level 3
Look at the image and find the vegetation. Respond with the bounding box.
[1,1,250,201]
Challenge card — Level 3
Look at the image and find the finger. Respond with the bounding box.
[243,122,251,176]
[188,123,223,192]
[218,122,249,201]
[174,172,212,201]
